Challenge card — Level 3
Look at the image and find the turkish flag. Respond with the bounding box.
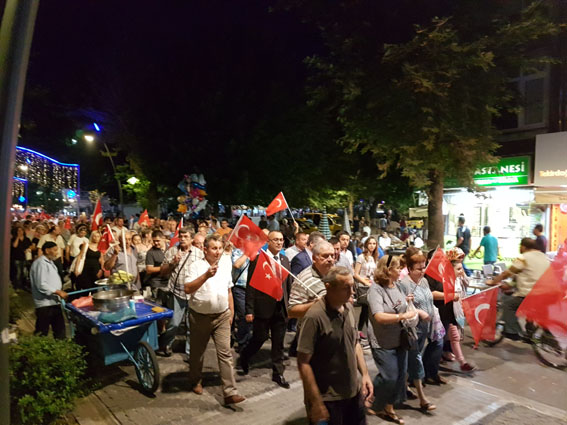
[92,199,103,231]
[517,252,567,347]
[169,218,183,248]
[228,215,268,260]
[265,192,288,217]
[462,286,499,347]
[64,217,72,230]
[249,250,289,300]
[138,209,150,227]
[425,247,456,304]
[97,225,115,253]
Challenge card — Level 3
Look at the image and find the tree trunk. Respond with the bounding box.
[427,172,445,249]
[147,180,159,218]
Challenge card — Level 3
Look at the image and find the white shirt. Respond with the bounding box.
[341,249,354,266]
[285,245,302,261]
[187,259,233,314]
[67,234,89,257]
[379,236,391,250]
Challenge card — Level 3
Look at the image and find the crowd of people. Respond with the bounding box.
[10,210,550,423]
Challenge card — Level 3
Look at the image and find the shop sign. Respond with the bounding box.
[473,156,530,186]
[535,132,567,186]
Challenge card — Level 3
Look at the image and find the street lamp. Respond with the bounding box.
[127,176,139,185]
[84,133,124,216]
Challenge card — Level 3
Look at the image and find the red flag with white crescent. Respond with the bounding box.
[265,192,288,217]
[517,252,567,347]
[228,215,268,260]
[462,286,499,347]
[138,209,150,227]
[97,224,115,253]
[92,199,103,231]
[169,218,183,248]
[425,247,456,304]
[248,250,289,300]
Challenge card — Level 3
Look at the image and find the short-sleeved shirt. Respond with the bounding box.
[67,234,89,258]
[164,246,204,298]
[456,226,471,254]
[231,248,249,288]
[535,235,548,254]
[187,259,233,314]
[104,246,138,278]
[145,247,168,288]
[38,234,66,259]
[509,250,549,297]
[288,266,327,309]
[480,234,498,263]
[298,298,359,401]
[368,283,407,349]
[399,276,435,318]
[355,254,376,283]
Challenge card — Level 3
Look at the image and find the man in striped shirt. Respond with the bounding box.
[158,227,203,357]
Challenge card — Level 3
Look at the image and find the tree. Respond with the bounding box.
[299,1,557,247]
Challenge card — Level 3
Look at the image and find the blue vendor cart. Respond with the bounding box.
[61,287,173,394]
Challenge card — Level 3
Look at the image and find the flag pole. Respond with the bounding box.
[281,192,298,230]
[121,228,131,290]
[260,249,320,298]
[227,214,243,243]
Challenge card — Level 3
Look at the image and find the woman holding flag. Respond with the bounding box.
[445,248,476,372]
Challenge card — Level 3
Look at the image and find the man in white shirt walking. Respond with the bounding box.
[185,234,245,405]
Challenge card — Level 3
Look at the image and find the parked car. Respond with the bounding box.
[299,213,343,235]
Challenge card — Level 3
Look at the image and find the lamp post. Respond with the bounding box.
[84,134,124,216]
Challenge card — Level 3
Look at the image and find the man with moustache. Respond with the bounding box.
[158,227,203,357]
[240,231,292,388]
[185,234,245,405]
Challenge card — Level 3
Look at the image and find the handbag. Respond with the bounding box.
[355,282,370,306]
[399,325,419,351]
[381,283,418,351]
[430,306,446,341]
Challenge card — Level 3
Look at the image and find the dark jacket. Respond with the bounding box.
[290,249,312,276]
[245,252,292,319]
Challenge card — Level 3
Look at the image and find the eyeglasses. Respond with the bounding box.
[270,238,284,242]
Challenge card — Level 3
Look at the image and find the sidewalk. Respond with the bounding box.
[69,331,567,425]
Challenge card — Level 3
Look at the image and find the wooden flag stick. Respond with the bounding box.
[280,192,298,230]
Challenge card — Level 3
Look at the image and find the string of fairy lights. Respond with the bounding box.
[12,147,79,200]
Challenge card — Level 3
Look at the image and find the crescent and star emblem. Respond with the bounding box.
[474,303,490,324]
[262,260,274,279]
[95,213,102,225]
[275,198,282,208]
[236,224,250,239]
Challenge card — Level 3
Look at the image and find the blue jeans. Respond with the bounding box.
[371,346,407,410]
[232,286,252,348]
[159,294,190,355]
[408,322,443,381]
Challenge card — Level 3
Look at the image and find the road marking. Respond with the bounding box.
[453,400,506,425]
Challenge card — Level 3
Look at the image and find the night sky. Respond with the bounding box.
[6,0,453,204]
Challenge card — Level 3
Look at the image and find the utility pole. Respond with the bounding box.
[0,1,40,424]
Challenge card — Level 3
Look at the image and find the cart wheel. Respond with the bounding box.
[135,341,160,393]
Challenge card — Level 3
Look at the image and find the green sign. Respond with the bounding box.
[446,156,531,187]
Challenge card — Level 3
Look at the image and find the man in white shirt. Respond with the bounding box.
[487,237,549,341]
[285,232,308,261]
[338,231,354,266]
[184,234,245,406]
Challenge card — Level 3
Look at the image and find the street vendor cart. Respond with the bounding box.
[61,287,173,394]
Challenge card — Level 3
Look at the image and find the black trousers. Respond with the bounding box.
[35,305,66,339]
[241,307,286,375]
[308,392,367,425]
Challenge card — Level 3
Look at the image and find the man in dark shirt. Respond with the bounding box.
[533,224,547,253]
[456,216,472,276]
[297,266,373,425]
[145,230,168,304]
